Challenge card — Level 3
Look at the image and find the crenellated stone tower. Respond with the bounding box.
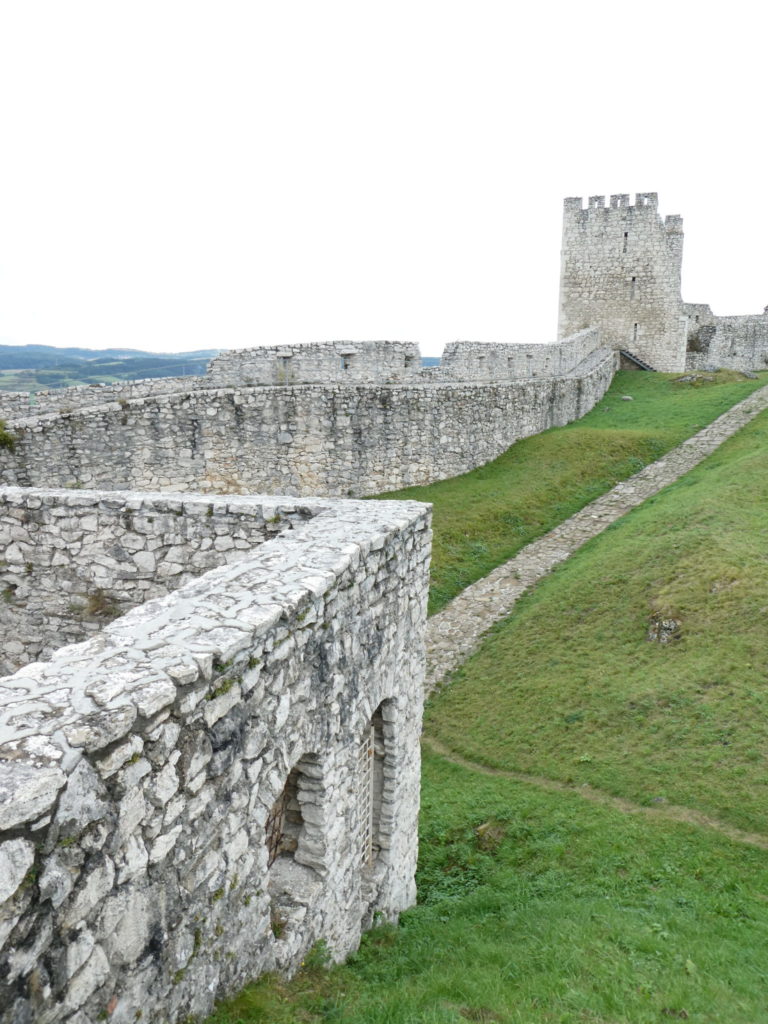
[558,192,687,372]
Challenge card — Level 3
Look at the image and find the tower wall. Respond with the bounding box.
[558,193,687,372]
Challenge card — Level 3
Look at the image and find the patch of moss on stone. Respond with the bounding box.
[0,419,16,451]
[207,679,234,701]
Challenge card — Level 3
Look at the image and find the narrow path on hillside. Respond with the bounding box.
[422,735,768,850]
[425,380,768,693]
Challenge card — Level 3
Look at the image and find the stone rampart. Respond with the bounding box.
[0,347,616,497]
[0,376,207,422]
[207,341,423,386]
[0,489,431,1024]
[0,488,317,675]
[441,328,601,379]
[685,304,768,371]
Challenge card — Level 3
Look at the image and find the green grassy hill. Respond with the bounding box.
[378,370,767,614]
[207,372,768,1023]
[0,346,222,390]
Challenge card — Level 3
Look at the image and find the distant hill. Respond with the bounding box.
[0,345,222,370]
[0,345,225,391]
[0,345,442,392]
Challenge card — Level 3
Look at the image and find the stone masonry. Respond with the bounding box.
[206,341,424,386]
[558,193,687,372]
[0,491,431,1024]
[559,192,768,374]
[0,330,615,1023]
[0,339,615,498]
[0,489,317,676]
[3,188,763,1023]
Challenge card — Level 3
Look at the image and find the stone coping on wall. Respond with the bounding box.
[0,487,324,675]
[0,489,429,778]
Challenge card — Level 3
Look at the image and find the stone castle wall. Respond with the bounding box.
[440,328,600,379]
[0,490,431,1024]
[684,303,768,371]
[206,341,423,386]
[0,376,207,423]
[0,345,616,497]
[0,488,317,675]
[558,193,687,372]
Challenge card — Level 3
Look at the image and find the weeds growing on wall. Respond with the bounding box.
[376,370,767,614]
[0,418,15,450]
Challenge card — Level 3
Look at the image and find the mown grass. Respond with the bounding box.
[208,751,768,1024]
[426,406,768,834]
[376,370,766,614]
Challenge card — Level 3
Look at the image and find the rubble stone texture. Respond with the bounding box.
[0,493,431,1024]
[0,489,317,675]
[0,338,615,498]
[558,192,768,374]
[206,340,424,386]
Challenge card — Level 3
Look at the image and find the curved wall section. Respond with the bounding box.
[0,348,616,497]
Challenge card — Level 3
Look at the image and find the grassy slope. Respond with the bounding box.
[376,370,766,614]
[426,407,768,834]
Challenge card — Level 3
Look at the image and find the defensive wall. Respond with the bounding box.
[559,192,768,374]
[4,200,720,1020]
[0,487,431,1024]
[0,489,317,676]
[0,376,210,422]
[684,303,768,371]
[440,327,601,380]
[206,340,424,386]
[0,331,615,498]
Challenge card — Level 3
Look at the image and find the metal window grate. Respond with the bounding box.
[266,787,288,868]
[357,725,374,868]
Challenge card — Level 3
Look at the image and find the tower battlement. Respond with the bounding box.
[558,191,686,372]
[564,192,663,215]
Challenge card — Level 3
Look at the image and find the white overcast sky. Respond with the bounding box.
[0,1,765,358]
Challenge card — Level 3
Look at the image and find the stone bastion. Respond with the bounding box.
[0,488,431,1024]
[0,331,616,1023]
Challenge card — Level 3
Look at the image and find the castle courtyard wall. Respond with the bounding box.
[206,340,423,386]
[0,489,317,676]
[0,491,431,1024]
[685,308,768,371]
[440,328,601,380]
[0,347,616,497]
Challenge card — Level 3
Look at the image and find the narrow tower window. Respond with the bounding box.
[623,231,628,253]
[631,276,637,299]
[356,705,387,869]
[633,323,639,344]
